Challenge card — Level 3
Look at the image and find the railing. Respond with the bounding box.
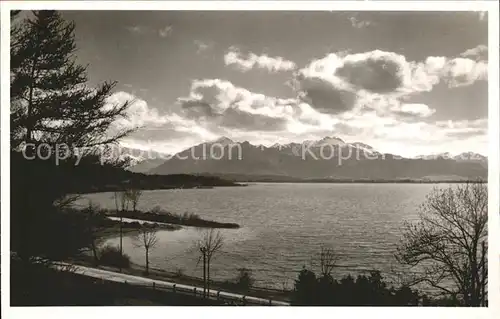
[116,279,290,306]
[58,263,290,306]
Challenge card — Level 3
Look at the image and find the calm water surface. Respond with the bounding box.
[78,183,448,289]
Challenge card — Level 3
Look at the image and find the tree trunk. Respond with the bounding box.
[91,239,98,265]
[145,248,149,275]
[207,259,210,295]
[119,215,123,272]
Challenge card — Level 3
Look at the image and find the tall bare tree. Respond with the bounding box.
[396,182,487,306]
[133,226,159,275]
[118,191,129,212]
[126,189,142,212]
[317,246,338,278]
[196,229,224,296]
[113,190,129,265]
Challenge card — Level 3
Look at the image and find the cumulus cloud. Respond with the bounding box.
[107,88,486,157]
[177,79,312,132]
[443,58,488,87]
[295,49,488,114]
[219,108,289,131]
[224,47,297,73]
[104,91,220,154]
[336,51,409,93]
[295,74,358,114]
[391,103,436,118]
[460,44,488,61]
[194,40,212,54]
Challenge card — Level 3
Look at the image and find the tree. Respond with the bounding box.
[196,229,223,297]
[83,201,104,264]
[10,10,133,263]
[292,267,318,305]
[113,191,129,266]
[234,268,255,292]
[395,182,488,306]
[133,226,159,275]
[10,10,132,152]
[126,189,142,212]
[118,190,130,212]
[316,246,338,278]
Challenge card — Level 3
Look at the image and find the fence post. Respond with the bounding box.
[217,291,220,300]
[242,296,246,305]
[193,287,197,296]
[269,299,272,306]
[172,284,176,293]
[152,282,155,290]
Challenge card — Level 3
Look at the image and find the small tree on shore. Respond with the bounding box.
[196,229,224,297]
[317,246,338,278]
[133,226,159,275]
[126,189,142,212]
[396,182,488,306]
[234,268,255,292]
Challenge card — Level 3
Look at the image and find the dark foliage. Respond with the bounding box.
[10,258,221,306]
[98,245,131,269]
[9,10,133,263]
[234,268,255,292]
[10,10,132,150]
[291,267,422,306]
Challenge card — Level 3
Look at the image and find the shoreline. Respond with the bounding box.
[104,209,240,229]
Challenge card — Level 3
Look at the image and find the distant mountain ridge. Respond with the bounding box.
[143,136,487,180]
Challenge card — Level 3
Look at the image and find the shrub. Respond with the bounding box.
[150,206,164,215]
[175,267,185,278]
[234,268,255,292]
[98,245,131,269]
[291,268,422,306]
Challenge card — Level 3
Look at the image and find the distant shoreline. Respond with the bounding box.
[237,179,487,184]
[188,174,487,184]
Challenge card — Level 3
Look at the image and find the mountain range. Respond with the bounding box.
[124,137,487,180]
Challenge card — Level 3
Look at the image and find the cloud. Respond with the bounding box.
[349,16,372,29]
[125,25,148,34]
[107,88,486,157]
[443,57,488,87]
[194,40,212,54]
[224,47,297,73]
[460,44,488,61]
[297,49,488,112]
[158,25,173,38]
[295,74,358,114]
[336,51,409,93]
[219,108,289,131]
[177,79,308,132]
[391,103,436,118]
[105,91,221,154]
[125,25,173,38]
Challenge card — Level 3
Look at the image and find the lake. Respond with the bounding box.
[77,183,449,289]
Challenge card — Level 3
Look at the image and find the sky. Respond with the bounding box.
[56,10,488,157]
